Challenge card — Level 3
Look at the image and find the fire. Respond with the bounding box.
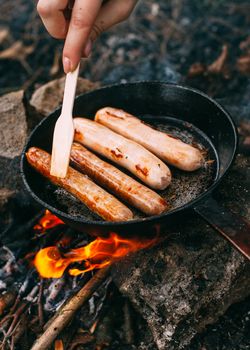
[34,232,157,278]
[34,210,64,233]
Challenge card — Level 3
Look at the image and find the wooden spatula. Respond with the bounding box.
[50,63,80,178]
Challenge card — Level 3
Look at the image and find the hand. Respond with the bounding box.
[37,0,138,73]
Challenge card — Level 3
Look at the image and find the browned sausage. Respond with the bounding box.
[73,118,171,190]
[26,147,133,222]
[95,107,204,171]
[70,143,169,215]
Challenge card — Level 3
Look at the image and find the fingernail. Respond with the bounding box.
[63,56,72,73]
[84,39,92,57]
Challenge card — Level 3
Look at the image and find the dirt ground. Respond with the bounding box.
[0,0,250,98]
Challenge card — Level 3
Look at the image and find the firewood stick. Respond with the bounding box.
[30,266,111,350]
[37,279,44,327]
[10,312,29,349]
[123,300,134,344]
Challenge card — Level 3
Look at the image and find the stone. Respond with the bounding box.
[112,154,250,350]
[0,90,27,158]
[0,90,28,208]
[30,77,100,116]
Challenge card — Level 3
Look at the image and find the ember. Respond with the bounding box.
[33,210,64,233]
[34,231,158,278]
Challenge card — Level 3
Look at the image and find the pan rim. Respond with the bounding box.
[20,81,238,227]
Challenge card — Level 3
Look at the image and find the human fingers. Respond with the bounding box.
[37,0,69,39]
[89,0,138,44]
[63,0,102,73]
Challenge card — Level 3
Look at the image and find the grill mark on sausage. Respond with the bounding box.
[135,164,149,177]
[111,148,123,159]
[74,130,84,143]
[159,198,168,206]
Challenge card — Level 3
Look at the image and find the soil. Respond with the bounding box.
[0,0,250,98]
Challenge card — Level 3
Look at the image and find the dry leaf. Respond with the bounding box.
[0,40,34,73]
[239,36,250,50]
[207,44,228,74]
[0,40,34,61]
[187,45,229,78]
[237,54,250,75]
[188,62,206,77]
[0,28,10,45]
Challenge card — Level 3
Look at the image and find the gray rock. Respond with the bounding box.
[0,90,28,208]
[112,154,250,350]
[0,90,27,158]
[30,77,100,116]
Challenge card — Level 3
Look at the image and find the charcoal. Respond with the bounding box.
[112,155,250,350]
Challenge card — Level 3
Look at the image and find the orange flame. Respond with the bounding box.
[34,210,64,233]
[34,233,157,278]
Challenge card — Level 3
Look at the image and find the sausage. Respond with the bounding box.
[73,118,171,190]
[70,143,169,215]
[26,147,133,222]
[95,107,204,171]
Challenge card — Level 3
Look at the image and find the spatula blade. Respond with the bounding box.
[50,63,80,178]
[50,116,74,178]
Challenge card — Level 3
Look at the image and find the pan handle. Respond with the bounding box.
[194,196,250,260]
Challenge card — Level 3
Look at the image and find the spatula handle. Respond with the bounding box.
[61,63,80,116]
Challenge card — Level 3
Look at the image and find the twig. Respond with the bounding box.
[9,311,28,349]
[123,300,134,344]
[30,266,111,350]
[0,302,27,349]
[38,279,44,327]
